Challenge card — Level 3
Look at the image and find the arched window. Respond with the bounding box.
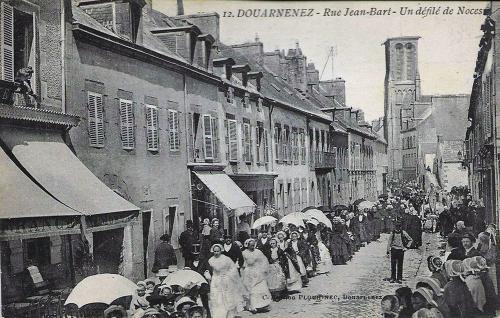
[405,43,415,80]
[394,43,404,80]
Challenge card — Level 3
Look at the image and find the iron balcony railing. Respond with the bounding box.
[310,150,337,169]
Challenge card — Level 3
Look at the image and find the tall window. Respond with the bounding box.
[226,87,235,104]
[1,3,35,84]
[394,43,403,81]
[243,122,251,163]
[256,124,263,163]
[211,116,219,161]
[88,91,104,148]
[299,130,306,164]
[274,124,281,162]
[203,115,213,159]
[145,104,159,151]
[119,99,134,149]
[405,43,415,80]
[263,128,269,163]
[168,110,180,151]
[228,119,238,162]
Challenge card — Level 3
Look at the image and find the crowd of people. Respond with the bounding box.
[381,182,500,318]
[100,181,500,318]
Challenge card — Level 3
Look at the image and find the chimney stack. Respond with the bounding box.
[177,0,184,15]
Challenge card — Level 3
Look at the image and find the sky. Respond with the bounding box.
[153,1,487,121]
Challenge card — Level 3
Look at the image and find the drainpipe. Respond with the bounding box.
[183,74,194,230]
[60,0,66,113]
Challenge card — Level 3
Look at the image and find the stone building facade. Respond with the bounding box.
[466,3,499,226]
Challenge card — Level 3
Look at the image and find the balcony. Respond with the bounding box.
[310,151,337,170]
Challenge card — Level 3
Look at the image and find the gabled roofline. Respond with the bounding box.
[72,23,222,85]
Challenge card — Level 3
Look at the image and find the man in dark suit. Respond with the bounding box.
[256,228,271,255]
[462,232,481,258]
[152,234,177,273]
[179,220,196,268]
[446,232,466,261]
[222,235,244,268]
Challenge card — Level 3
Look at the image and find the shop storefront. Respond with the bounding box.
[191,170,256,237]
[0,105,140,315]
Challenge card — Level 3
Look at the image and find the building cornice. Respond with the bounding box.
[0,104,80,128]
[72,23,223,85]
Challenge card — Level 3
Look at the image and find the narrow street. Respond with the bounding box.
[242,232,441,318]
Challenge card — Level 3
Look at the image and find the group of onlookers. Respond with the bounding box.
[382,184,500,318]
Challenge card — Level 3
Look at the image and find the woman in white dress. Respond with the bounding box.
[276,231,302,293]
[288,231,307,284]
[241,238,272,313]
[315,224,333,275]
[207,244,245,318]
[264,237,287,301]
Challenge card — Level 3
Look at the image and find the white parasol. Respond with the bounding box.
[161,269,207,288]
[304,209,332,229]
[279,212,309,227]
[64,274,136,308]
[251,215,277,229]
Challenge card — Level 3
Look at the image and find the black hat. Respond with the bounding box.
[186,220,193,227]
[146,294,168,306]
[462,232,476,242]
[223,234,232,239]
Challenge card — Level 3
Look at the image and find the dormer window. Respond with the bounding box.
[78,0,144,43]
[248,71,263,91]
[196,34,215,70]
[232,64,251,87]
[213,57,235,80]
[152,25,201,64]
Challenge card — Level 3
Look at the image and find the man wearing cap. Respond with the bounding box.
[179,220,196,268]
[222,234,244,268]
[387,222,413,284]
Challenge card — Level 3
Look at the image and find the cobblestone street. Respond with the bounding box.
[242,232,441,318]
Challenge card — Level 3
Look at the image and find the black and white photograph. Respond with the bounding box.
[0,0,497,317]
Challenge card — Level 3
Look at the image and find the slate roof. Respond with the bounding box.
[217,44,331,121]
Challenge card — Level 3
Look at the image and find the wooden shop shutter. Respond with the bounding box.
[228,119,238,161]
[264,128,269,163]
[119,99,134,149]
[1,3,14,82]
[211,116,219,160]
[168,109,180,151]
[145,104,159,151]
[203,114,213,159]
[88,91,104,148]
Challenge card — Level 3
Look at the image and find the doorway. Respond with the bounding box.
[93,228,124,274]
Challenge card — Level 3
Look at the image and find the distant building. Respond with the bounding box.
[465,3,498,225]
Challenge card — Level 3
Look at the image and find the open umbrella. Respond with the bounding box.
[353,198,365,206]
[304,209,332,229]
[300,206,317,213]
[161,269,207,288]
[358,201,375,210]
[306,218,319,226]
[279,212,308,227]
[65,274,136,308]
[251,215,277,229]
